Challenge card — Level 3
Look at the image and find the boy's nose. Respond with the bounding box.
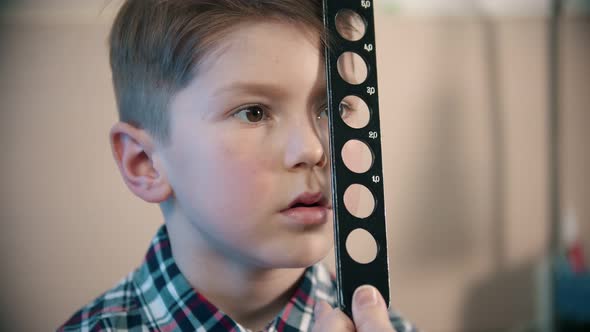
[283,119,328,170]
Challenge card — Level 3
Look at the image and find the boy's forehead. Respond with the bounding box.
[212,79,327,101]
[196,21,327,98]
[200,21,323,69]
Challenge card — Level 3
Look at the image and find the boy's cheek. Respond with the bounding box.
[210,144,275,196]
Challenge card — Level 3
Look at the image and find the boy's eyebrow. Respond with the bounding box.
[311,83,328,103]
[213,81,328,102]
[213,82,290,98]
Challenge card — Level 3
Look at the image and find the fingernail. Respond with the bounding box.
[354,285,378,308]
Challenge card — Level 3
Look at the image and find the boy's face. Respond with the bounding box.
[156,21,335,268]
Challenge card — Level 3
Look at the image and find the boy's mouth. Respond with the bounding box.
[280,192,332,226]
[286,192,331,209]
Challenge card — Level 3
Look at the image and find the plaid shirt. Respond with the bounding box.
[59,225,416,332]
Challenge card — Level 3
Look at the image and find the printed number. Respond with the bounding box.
[361,0,371,9]
[372,175,381,183]
[369,131,379,139]
[367,86,376,95]
[364,44,374,52]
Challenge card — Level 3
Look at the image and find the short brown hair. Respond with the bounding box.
[109,0,325,144]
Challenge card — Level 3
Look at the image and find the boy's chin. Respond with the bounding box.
[272,255,325,269]
[261,242,332,269]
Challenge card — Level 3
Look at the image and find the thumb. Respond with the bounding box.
[311,301,355,332]
[352,285,397,332]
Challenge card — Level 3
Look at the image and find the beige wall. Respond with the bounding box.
[0,9,588,332]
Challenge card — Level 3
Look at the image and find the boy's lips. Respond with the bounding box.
[280,192,332,226]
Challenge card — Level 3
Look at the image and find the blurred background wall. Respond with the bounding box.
[0,1,588,331]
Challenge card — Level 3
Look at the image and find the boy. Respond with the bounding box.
[59,0,416,331]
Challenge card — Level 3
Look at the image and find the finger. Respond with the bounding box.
[352,285,397,332]
[313,300,332,320]
[312,300,356,332]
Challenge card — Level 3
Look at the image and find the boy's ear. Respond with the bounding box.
[109,122,172,203]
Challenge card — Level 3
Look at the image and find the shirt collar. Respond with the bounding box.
[133,224,337,332]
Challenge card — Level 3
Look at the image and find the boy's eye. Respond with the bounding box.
[317,105,329,120]
[233,105,268,123]
[339,102,352,119]
[317,102,352,120]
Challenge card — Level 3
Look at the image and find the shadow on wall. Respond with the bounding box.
[463,262,538,332]
[405,95,477,265]
[460,16,537,332]
[0,1,17,11]
[395,14,542,331]
[461,14,543,332]
[403,20,478,267]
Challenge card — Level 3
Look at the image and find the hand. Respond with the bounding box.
[312,285,397,332]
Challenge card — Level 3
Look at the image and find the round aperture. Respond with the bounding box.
[342,139,373,174]
[343,184,375,219]
[337,52,368,85]
[335,9,367,42]
[346,229,378,264]
[340,95,370,129]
